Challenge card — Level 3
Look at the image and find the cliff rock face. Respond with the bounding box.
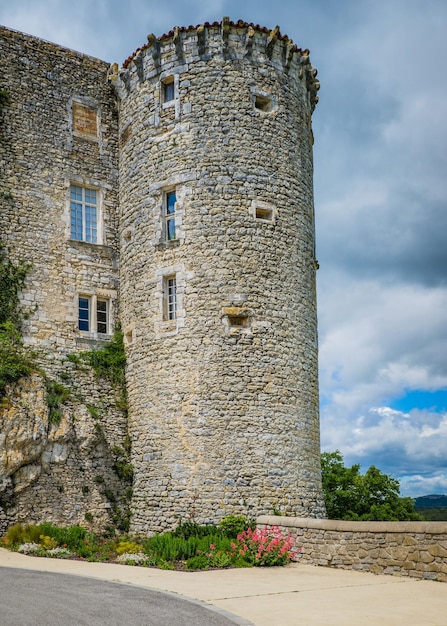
[0,373,129,533]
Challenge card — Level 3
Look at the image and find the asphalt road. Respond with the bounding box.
[0,567,238,626]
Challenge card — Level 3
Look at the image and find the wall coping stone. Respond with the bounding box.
[257,515,447,534]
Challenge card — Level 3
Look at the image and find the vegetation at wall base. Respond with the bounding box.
[0,244,36,396]
[321,451,423,521]
[0,516,296,570]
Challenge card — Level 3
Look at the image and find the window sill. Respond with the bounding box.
[155,239,180,251]
[75,333,111,346]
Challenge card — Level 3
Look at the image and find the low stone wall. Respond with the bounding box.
[257,516,447,582]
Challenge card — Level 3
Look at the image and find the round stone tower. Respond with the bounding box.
[113,18,324,533]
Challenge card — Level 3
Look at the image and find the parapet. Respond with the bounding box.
[110,17,319,113]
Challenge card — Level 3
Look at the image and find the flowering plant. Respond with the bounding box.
[231,526,297,566]
[17,542,42,555]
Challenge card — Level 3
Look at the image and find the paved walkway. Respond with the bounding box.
[1,547,446,625]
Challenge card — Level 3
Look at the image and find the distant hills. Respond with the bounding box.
[414,494,447,508]
[414,495,447,521]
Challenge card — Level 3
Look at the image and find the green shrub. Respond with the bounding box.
[219,515,253,538]
[172,520,219,539]
[4,523,43,546]
[45,380,71,424]
[0,322,35,395]
[38,522,87,550]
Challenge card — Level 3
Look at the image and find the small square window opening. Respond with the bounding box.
[255,95,273,112]
[228,315,249,328]
[255,206,274,222]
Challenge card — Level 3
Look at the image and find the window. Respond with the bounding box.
[164,190,176,241]
[255,95,273,112]
[250,200,277,224]
[78,296,90,331]
[163,276,177,321]
[228,315,249,328]
[255,206,274,222]
[78,296,109,334]
[162,77,175,103]
[70,185,98,243]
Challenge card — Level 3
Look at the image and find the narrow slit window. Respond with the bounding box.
[78,297,90,331]
[164,276,177,321]
[164,190,176,241]
[96,299,108,334]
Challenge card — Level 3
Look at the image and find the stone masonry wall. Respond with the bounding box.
[258,516,447,582]
[0,27,127,531]
[115,21,325,533]
[0,372,129,534]
[0,26,119,366]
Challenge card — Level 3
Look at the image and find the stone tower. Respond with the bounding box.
[114,19,324,533]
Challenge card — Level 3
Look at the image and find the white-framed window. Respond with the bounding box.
[154,264,186,337]
[163,276,177,321]
[78,295,109,334]
[164,190,177,241]
[70,184,98,243]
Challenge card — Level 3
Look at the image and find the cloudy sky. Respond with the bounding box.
[1,0,446,497]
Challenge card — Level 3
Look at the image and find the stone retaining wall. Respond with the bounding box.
[258,516,447,582]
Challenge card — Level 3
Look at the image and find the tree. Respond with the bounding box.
[321,451,423,521]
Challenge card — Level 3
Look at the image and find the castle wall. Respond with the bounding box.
[0,27,128,531]
[116,21,325,532]
[0,26,120,366]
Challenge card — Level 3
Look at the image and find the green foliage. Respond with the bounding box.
[219,515,254,538]
[143,531,233,562]
[172,520,219,539]
[86,404,100,419]
[4,523,41,545]
[112,506,131,532]
[416,508,447,521]
[0,322,35,395]
[69,325,128,412]
[0,244,30,328]
[321,451,423,521]
[112,445,134,482]
[37,522,88,550]
[80,326,126,388]
[45,380,70,424]
[0,88,9,110]
[0,244,36,396]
